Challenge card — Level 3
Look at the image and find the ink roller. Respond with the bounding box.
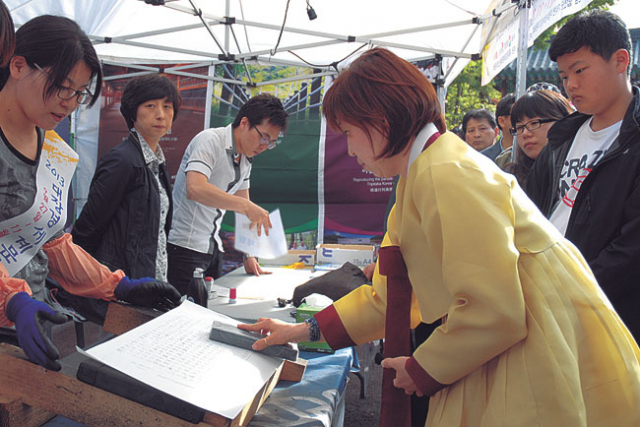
[209,321,299,361]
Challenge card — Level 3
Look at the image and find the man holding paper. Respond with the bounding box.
[167,94,288,294]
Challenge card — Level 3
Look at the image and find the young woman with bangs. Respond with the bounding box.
[0,15,180,371]
[497,89,573,187]
[239,48,640,427]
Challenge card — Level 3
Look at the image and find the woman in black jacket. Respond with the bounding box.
[72,74,181,280]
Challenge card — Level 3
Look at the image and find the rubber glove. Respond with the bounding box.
[6,292,67,371]
[115,277,181,311]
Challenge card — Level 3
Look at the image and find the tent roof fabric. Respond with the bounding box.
[495,28,640,90]
[5,0,504,87]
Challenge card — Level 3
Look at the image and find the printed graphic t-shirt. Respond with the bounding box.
[550,117,622,235]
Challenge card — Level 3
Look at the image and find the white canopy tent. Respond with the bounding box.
[7,0,525,213]
[7,0,593,230]
[6,0,513,88]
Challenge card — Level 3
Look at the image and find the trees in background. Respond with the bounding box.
[445,0,616,129]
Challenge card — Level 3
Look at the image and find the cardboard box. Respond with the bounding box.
[295,303,334,353]
[315,244,375,269]
[260,250,315,267]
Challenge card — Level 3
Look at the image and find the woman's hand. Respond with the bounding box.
[362,262,376,280]
[238,318,309,350]
[381,356,423,397]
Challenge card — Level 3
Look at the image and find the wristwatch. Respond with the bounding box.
[243,253,256,261]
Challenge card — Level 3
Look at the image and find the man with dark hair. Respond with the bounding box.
[527,11,640,340]
[482,93,515,161]
[167,94,288,294]
[462,108,499,151]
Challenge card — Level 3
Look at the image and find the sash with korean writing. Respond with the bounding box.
[0,131,78,276]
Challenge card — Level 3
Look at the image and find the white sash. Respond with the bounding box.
[0,131,78,276]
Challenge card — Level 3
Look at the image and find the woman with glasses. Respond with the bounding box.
[496,90,573,186]
[167,93,288,294]
[0,15,180,371]
[239,48,640,427]
[72,75,181,284]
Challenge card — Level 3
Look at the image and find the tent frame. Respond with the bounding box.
[87,0,519,87]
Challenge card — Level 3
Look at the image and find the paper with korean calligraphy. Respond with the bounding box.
[0,131,77,276]
[234,209,288,259]
[83,301,281,419]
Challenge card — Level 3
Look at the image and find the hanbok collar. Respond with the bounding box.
[406,122,439,172]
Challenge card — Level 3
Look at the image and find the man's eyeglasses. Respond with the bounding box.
[33,63,94,105]
[251,125,280,150]
[510,118,556,136]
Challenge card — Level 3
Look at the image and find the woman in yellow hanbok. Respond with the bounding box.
[240,48,640,427]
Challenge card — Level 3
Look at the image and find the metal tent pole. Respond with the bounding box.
[512,0,531,162]
[515,1,530,98]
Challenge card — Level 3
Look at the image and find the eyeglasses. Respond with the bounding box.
[510,118,556,136]
[251,125,280,150]
[33,63,94,105]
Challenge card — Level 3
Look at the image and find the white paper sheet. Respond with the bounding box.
[234,209,288,259]
[208,267,328,323]
[84,301,281,419]
[212,267,323,299]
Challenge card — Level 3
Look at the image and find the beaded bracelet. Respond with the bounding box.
[304,316,321,342]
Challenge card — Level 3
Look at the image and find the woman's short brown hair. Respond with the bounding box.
[323,47,446,159]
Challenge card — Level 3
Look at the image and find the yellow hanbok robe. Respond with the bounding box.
[328,132,640,427]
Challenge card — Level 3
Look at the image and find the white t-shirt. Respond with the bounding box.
[168,125,252,254]
[550,117,622,235]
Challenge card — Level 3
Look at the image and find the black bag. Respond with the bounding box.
[77,358,205,423]
[292,262,370,307]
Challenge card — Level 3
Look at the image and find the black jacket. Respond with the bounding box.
[527,86,640,339]
[72,134,172,279]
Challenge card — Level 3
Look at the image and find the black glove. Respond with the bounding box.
[115,277,181,311]
[6,292,67,371]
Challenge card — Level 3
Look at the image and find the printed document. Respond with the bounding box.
[84,301,281,419]
[234,209,288,259]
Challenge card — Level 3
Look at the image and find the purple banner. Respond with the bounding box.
[323,125,395,236]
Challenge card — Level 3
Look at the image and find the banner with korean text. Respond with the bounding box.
[481,0,593,86]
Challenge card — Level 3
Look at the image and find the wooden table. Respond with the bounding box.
[0,303,305,427]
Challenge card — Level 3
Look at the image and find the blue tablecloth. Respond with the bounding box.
[43,348,355,427]
[250,348,354,426]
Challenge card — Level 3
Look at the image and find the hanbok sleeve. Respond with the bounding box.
[410,163,527,386]
[317,210,423,349]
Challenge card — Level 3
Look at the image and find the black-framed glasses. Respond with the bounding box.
[251,125,280,150]
[33,63,94,105]
[510,118,556,136]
